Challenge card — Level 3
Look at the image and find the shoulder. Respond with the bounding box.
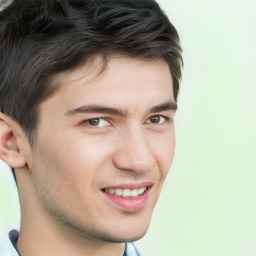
[0,230,19,256]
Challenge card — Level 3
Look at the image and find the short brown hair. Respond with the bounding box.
[0,0,183,144]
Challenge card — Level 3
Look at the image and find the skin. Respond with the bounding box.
[0,56,176,256]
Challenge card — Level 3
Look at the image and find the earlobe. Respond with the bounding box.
[0,114,27,168]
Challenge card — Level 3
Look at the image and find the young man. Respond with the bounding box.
[0,0,183,255]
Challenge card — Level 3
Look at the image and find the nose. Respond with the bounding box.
[112,125,156,175]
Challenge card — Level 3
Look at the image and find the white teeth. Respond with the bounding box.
[109,188,115,194]
[115,188,123,196]
[123,189,132,197]
[104,187,147,197]
[131,189,139,197]
[139,187,146,194]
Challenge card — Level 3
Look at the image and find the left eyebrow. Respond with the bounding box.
[149,101,177,113]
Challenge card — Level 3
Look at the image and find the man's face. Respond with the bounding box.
[29,57,176,242]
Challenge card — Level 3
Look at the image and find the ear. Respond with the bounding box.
[0,113,28,168]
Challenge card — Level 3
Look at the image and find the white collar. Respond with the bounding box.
[0,230,140,256]
[0,231,19,256]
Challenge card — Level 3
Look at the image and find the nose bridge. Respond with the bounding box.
[113,123,156,174]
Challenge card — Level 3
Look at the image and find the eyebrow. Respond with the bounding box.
[65,100,177,117]
[149,101,177,113]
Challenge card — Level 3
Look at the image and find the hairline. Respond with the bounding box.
[28,53,174,147]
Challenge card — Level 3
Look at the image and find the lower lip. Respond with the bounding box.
[102,188,151,212]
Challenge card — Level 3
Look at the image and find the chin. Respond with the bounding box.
[98,227,149,244]
[78,217,151,244]
[106,219,151,243]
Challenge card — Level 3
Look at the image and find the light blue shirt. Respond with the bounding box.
[0,230,141,256]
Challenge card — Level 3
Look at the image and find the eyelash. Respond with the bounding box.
[85,118,110,127]
[146,115,170,125]
[83,115,170,127]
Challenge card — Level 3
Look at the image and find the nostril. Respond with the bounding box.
[112,131,156,173]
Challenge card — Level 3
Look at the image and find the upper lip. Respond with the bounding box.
[102,181,153,190]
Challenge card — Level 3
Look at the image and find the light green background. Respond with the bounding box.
[0,0,255,255]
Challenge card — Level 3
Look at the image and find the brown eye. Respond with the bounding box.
[86,118,110,127]
[147,115,167,124]
[88,118,100,126]
[149,116,161,123]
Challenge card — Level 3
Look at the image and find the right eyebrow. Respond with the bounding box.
[65,105,128,117]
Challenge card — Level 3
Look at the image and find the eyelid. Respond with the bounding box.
[79,113,173,127]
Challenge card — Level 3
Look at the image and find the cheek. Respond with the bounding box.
[33,131,111,192]
[30,139,97,214]
[31,142,73,194]
[151,129,176,177]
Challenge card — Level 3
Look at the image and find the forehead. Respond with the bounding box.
[53,56,173,95]
[40,56,174,118]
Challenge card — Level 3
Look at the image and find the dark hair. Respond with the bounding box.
[0,0,183,144]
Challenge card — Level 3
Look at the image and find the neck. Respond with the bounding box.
[16,168,125,256]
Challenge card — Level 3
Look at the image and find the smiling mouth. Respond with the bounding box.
[102,187,148,198]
